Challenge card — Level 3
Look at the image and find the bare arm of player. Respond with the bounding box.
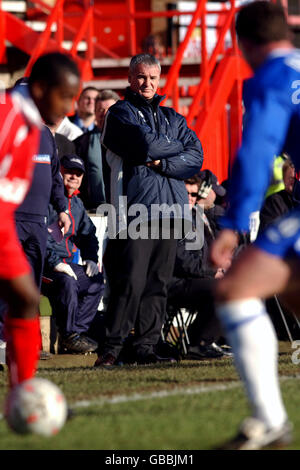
[210,229,239,269]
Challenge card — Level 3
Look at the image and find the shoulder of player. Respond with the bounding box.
[245,55,300,102]
[260,52,300,85]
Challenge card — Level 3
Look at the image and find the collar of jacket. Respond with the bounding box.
[124,87,165,109]
[66,189,80,199]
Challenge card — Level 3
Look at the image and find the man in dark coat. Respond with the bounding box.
[43,155,104,354]
[96,53,203,366]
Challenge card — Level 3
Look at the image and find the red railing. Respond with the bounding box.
[25,0,120,58]
[0,0,253,180]
[186,0,237,127]
[0,0,5,64]
[24,0,66,75]
[161,0,206,110]
[23,0,95,78]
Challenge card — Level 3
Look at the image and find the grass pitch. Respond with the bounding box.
[0,341,299,451]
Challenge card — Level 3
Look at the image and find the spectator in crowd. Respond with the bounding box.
[42,155,103,354]
[97,53,203,367]
[168,174,231,359]
[142,33,166,59]
[74,90,120,211]
[95,90,121,132]
[265,153,289,198]
[69,86,99,133]
[258,158,300,233]
[246,153,291,242]
[0,52,80,388]
[197,170,226,233]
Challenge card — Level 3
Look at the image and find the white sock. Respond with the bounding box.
[217,298,287,430]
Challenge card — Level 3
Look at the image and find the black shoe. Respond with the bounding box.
[136,351,177,365]
[186,343,224,360]
[39,351,52,360]
[155,339,181,361]
[60,333,98,354]
[214,342,233,357]
[0,364,4,372]
[94,352,117,369]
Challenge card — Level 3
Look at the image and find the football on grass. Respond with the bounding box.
[5,378,68,436]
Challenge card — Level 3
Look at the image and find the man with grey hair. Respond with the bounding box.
[97,53,203,366]
[95,90,120,131]
[128,52,161,73]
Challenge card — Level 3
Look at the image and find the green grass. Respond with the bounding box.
[0,342,299,450]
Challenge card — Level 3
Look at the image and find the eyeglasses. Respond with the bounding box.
[187,192,198,197]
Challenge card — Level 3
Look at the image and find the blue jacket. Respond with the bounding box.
[101,88,203,229]
[223,50,300,232]
[15,125,66,223]
[45,190,99,269]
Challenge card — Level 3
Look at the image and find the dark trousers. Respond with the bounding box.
[16,220,48,290]
[103,233,178,357]
[43,263,104,336]
[168,278,223,344]
[0,221,48,340]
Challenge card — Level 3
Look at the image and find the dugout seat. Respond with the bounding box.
[162,304,197,357]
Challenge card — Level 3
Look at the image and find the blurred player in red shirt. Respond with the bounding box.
[0,52,80,387]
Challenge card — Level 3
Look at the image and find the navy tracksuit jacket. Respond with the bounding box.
[15,125,66,288]
[43,191,104,337]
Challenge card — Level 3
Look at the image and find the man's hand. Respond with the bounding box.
[146,160,161,168]
[54,262,77,280]
[58,212,71,235]
[82,260,99,277]
[210,229,239,269]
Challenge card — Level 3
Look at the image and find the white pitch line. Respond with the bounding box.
[72,373,300,410]
[1,374,299,420]
[72,382,241,409]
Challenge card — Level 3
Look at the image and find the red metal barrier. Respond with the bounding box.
[24,0,65,76]
[0,0,254,180]
[0,0,5,64]
[23,0,94,79]
[161,0,206,105]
